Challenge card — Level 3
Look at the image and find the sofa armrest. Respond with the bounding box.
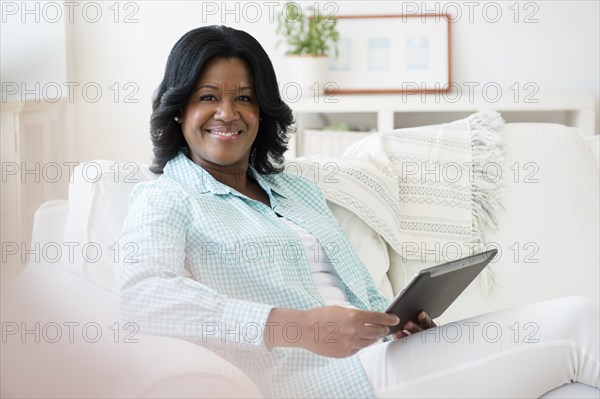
[1,332,261,398]
[2,261,262,398]
[29,200,69,264]
[132,335,263,398]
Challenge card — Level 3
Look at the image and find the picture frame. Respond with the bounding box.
[325,14,452,94]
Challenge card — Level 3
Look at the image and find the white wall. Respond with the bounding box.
[2,0,599,164]
[1,1,67,93]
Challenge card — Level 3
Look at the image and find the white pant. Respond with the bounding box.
[359,296,600,398]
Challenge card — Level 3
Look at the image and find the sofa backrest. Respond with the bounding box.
[439,123,600,322]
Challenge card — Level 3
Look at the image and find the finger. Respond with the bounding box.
[357,310,401,327]
[417,311,436,328]
[403,321,422,334]
[357,311,402,340]
[393,329,412,340]
[360,324,392,338]
[367,311,401,327]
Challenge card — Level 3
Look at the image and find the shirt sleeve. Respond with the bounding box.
[112,181,274,351]
[364,273,391,313]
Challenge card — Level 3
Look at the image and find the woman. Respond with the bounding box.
[114,25,599,398]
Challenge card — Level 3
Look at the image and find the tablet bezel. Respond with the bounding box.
[385,249,498,334]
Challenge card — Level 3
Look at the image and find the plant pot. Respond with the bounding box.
[286,55,329,97]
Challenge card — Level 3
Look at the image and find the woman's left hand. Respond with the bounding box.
[392,311,437,340]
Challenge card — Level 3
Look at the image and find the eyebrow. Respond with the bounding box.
[194,84,254,92]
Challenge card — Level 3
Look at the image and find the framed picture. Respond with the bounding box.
[326,14,451,94]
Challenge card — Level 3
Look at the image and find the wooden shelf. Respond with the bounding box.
[287,93,597,157]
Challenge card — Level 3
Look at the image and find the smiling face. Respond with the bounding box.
[181,57,260,172]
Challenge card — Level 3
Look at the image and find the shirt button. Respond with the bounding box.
[297,217,305,223]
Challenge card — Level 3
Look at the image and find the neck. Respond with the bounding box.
[193,157,251,192]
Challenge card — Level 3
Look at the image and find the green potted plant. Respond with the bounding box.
[277,2,339,95]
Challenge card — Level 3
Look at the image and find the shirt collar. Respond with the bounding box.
[163,151,288,200]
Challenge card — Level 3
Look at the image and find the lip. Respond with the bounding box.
[204,127,243,140]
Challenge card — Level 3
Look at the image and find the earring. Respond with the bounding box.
[174,116,180,123]
[259,117,262,122]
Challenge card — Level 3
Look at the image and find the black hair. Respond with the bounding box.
[149,25,294,174]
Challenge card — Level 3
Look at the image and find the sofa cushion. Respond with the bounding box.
[327,202,394,301]
[585,135,599,172]
[63,161,158,289]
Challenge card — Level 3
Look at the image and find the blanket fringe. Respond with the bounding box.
[468,111,505,294]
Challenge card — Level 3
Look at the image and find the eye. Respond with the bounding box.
[237,95,253,102]
[199,94,216,101]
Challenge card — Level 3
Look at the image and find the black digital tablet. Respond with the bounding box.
[385,249,498,334]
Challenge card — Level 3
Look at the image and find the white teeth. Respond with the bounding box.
[208,130,240,137]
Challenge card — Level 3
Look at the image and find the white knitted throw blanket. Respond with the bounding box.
[292,111,505,292]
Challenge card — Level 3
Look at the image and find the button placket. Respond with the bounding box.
[274,211,325,306]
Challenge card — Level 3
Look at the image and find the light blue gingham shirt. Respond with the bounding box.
[114,152,391,398]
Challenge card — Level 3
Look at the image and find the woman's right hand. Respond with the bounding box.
[265,306,400,358]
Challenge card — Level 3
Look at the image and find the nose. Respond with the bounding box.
[213,100,238,122]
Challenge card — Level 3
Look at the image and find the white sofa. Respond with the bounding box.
[1,122,599,398]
